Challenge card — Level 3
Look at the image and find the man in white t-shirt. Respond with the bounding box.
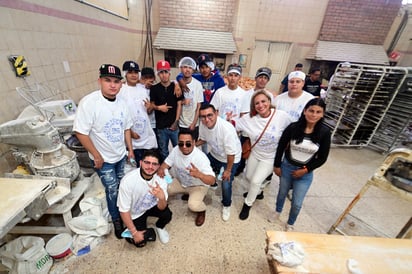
[211,63,246,124]
[158,130,215,226]
[118,61,157,166]
[274,71,314,122]
[177,57,203,140]
[117,149,172,248]
[73,64,134,239]
[197,104,242,222]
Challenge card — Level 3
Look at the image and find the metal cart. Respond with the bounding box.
[327,148,412,238]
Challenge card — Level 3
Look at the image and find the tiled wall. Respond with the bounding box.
[0,0,150,158]
[0,0,147,125]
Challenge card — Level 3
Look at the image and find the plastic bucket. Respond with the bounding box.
[45,233,73,259]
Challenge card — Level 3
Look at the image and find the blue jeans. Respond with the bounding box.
[157,128,178,162]
[276,159,313,225]
[207,153,239,207]
[92,156,126,221]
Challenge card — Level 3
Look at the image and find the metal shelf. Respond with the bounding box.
[326,63,411,152]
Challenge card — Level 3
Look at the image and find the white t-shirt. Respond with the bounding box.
[210,85,246,121]
[199,116,241,163]
[273,91,314,122]
[240,88,275,114]
[117,168,168,220]
[290,138,320,164]
[135,83,157,129]
[165,146,215,187]
[179,78,203,128]
[73,90,133,163]
[118,84,157,149]
[236,109,291,163]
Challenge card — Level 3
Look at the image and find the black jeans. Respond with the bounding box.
[132,205,172,230]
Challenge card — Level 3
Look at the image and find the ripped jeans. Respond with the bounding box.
[92,156,126,221]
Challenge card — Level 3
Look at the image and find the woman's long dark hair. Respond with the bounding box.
[291,98,326,144]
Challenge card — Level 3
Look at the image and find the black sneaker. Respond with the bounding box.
[113,219,123,239]
[144,228,156,242]
[210,182,218,190]
[243,191,264,200]
[125,236,146,248]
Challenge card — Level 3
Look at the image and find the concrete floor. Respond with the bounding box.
[49,148,412,274]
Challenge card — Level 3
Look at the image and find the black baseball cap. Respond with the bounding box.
[122,61,140,72]
[99,64,122,79]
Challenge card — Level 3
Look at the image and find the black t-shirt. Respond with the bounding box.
[150,82,184,129]
[303,78,321,97]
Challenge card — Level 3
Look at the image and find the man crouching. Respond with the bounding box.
[158,130,216,226]
[117,149,172,247]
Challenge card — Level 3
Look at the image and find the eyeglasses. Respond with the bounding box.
[142,160,160,167]
[178,141,192,148]
[199,113,214,120]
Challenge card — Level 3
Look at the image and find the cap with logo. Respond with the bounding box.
[227,63,242,75]
[156,60,171,73]
[288,71,306,81]
[197,54,215,71]
[122,61,140,72]
[255,67,272,79]
[99,64,122,79]
[178,57,197,70]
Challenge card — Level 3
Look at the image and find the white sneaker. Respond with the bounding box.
[287,190,293,201]
[267,211,281,223]
[155,227,169,244]
[285,224,294,232]
[222,206,231,221]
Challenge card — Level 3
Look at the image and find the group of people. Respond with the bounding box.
[73,55,331,249]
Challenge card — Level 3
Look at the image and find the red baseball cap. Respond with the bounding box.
[156,60,171,73]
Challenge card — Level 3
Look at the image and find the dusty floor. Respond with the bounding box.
[12,148,412,273]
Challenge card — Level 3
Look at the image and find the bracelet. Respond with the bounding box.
[131,230,138,236]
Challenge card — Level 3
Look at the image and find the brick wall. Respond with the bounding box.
[320,0,402,45]
[159,0,235,32]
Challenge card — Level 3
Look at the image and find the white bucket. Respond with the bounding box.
[45,233,73,259]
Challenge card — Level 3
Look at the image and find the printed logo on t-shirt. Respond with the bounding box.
[132,193,157,213]
[220,101,239,119]
[133,116,147,136]
[175,166,192,187]
[104,118,124,142]
[258,132,277,151]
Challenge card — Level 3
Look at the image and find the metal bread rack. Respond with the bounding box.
[324,63,412,153]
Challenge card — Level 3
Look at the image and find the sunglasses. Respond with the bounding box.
[142,160,160,167]
[178,141,192,148]
[199,113,214,120]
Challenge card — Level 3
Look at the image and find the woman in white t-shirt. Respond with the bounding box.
[236,90,291,220]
